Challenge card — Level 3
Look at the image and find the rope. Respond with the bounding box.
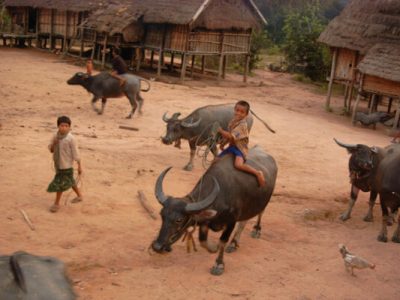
[194,121,222,169]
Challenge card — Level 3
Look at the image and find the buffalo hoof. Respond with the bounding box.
[251,229,261,239]
[391,235,400,243]
[225,241,238,253]
[339,213,350,221]
[210,263,224,276]
[363,215,373,222]
[97,111,103,115]
[377,234,388,243]
[126,115,132,119]
[183,164,193,171]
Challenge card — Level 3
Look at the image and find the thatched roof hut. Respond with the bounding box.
[319,0,400,130]
[3,0,100,12]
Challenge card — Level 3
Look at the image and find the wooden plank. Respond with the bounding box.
[101,34,108,69]
[326,48,338,110]
[180,53,187,80]
[393,99,400,131]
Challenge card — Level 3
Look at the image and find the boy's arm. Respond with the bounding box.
[70,138,82,173]
[217,128,233,143]
[49,136,57,153]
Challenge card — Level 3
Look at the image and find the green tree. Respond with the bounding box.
[249,29,270,71]
[282,2,329,81]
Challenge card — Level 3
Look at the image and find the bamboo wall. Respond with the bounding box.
[39,8,51,34]
[363,75,400,97]
[144,24,164,48]
[164,25,188,52]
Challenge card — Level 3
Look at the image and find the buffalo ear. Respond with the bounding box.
[193,209,217,222]
[371,146,378,154]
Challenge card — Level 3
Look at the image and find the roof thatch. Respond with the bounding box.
[318,0,400,54]
[357,43,400,82]
[3,0,103,12]
[5,0,265,34]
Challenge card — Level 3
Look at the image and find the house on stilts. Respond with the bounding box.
[318,0,400,132]
[2,0,266,82]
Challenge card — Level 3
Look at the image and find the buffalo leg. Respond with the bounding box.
[91,96,100,114]
[340,185,359,221]
[392,212,400,243]
[199,225,218,253]
[126,93,138,119]
[364,191,377,222]
[99,98,107,115]
[378,193,389,242]
[251,211,264,238]
[183,139,196,171]
[137,93,144,114]
[225,221,247,253]
[210,222,236,276]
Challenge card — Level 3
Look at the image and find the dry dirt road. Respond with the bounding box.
[0,48,398,300]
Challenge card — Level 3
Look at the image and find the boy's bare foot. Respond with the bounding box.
[71,197,82,203]
[49,204,60,213]
[256,171,266,187]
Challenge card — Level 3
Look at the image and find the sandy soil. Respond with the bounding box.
[0,48,398,300]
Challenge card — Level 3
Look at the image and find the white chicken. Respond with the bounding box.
[339,244,375,276]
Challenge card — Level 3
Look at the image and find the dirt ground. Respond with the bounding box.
[0,48,398,300]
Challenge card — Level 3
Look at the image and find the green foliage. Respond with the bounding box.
[249,30,270,71]
[282,2,330,81]
[0,4,11,32]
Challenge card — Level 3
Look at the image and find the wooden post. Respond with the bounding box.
[150,50,154,68]
[136,47,142,72]
[388,97,393,113]
[50,9,54,50]
[190,55,195,77]
[222,55,227,79]
[351,74,365,125]
[343,81,349,109]
[63,11,68,52]
[79,28,85,57]
[91,31,97,60]
[347,52,358,113]
[101,34,108,69]
[35,8,40,47]
[201,55,205,74]
[369,94,377,114]
[243,54,250,83]
[217,33,225,80]
[326,48,338,110]
[170,52,175,71]
[180,53,187,81]
[393,98,400,131]
[157,49,162,77]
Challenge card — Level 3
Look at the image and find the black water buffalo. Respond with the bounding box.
[67,72,150,118]
[151,146,278,275]
[335,139,400,242]
[0,251,76,299]
[161,103,275,171]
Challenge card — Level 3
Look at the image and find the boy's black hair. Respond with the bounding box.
[112,47,120,55]
[235,100,250,114]
[57,116,71,126]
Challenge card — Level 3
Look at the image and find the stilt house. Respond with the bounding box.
[318,0,400,131]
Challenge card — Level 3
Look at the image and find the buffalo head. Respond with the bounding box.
[334,138,379,189]
[161,112,201,145]
[151,167,219,253]
[67,72,90,85]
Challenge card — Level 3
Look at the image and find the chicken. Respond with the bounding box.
[339,244,375,276]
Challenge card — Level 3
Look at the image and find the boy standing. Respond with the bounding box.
[217,101,265,186]
[47,116,83,212]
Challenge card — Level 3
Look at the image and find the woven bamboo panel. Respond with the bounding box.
[39,8,51,34]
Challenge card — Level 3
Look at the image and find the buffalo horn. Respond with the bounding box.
[162,112,181,122]
[155,167,172,205]
[333,138,357,149]
[185,177,220,214]
[181,117,202,128]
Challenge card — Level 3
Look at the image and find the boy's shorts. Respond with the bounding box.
[47,168,76,193]
[218,145,244,158]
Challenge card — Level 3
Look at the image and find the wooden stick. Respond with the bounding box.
[119,125,139,131]
[137,191,157,220]
[19,209,35,231]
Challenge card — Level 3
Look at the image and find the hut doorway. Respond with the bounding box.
[28,8,36,33]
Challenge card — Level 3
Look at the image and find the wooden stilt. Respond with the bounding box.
[326,48,338,110]
[91,31,97,60]
[388,97,393,113]
[351,74,365,125]
[180,53,187,81]
[190,55,195,77]
[222,55,227,79]
[170,52,175,71]
[150,50,154,68]
[63,11,68,52]
[201,55,205,74]
[243,54,250,83]
[50,9,54,50]
[101,34,108,69]
[136,47,141,72]
[343,81,349,109]
[35,9,40,48]
[157,49,162,77]
[393,98,400,131]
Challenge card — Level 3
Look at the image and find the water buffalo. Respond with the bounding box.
[0,251,76,299]
[335,139,400,242]
[67,72,150,118]
[161,103,275,171]
[151,145,278,275]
